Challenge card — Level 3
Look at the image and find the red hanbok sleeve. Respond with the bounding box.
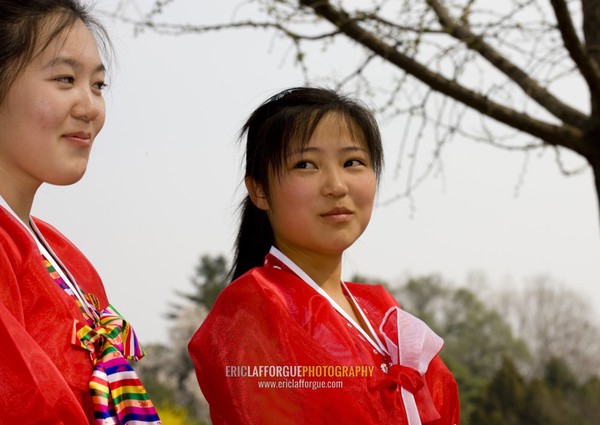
[0,301,90,425]
[423,357,460,425]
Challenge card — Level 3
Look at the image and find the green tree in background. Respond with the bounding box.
[471,356,528,425]
[471,356,600,425]
[579,377,600,423]
[535,358,600,425]
[169,254,229,318]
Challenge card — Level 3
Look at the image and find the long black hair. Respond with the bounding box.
[230,87,384,281]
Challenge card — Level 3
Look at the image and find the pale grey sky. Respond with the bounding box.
[34,1,600,343]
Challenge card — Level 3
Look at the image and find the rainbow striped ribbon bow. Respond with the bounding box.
[73,305,161,424]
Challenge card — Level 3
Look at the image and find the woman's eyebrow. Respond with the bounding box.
[286,146,320,157]
[285,145,368,160]
[45,56,105,73]
[341,146,368,152]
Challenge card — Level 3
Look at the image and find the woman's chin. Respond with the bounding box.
[46,168,88,186]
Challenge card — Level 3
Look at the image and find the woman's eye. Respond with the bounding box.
[92,81,108,91]
[55,76,75,84]
[294,161,315,169]
[344,159,364,167]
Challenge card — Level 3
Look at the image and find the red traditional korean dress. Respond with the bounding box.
[189,246,460,424]
[0,198,160,424]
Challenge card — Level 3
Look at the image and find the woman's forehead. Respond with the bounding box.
[288,112,367,149]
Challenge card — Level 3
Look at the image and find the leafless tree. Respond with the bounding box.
[494,275,600,379]
[104,0,600,225]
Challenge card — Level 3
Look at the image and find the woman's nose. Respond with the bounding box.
[321,168,348,197]
[71,87,103,122]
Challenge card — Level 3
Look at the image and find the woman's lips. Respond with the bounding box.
[63,131,92,146]
[321,207,353,222]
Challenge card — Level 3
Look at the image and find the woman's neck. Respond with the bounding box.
[302,259,343,296]
[0,182,35,226]
[275,244,343,295]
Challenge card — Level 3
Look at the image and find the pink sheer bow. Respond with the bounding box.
[379,307,444,425]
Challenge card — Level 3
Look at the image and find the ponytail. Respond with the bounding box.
[230,196,274,281]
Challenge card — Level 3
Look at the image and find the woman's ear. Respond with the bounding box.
[245,178,269,211]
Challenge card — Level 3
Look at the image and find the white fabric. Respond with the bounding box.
[379,306,444,425]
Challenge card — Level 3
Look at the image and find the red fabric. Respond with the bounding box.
[0,207,109,424]
[189,254,460,425]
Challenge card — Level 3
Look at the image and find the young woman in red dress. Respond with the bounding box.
[189,87,460,424]
[0,1,160,423]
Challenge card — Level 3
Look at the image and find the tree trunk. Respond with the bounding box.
[583,0,600,117]
[591,160,600,232]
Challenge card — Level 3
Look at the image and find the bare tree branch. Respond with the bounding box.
[426,0,589,128]
[107,13,340,40]
[299,0,586,154]
[549,0,600,98]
